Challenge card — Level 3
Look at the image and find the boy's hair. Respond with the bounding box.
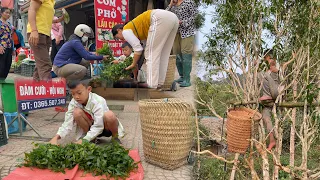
[67,80,88,89]
[264,49,275,59]
[121,42,132,49]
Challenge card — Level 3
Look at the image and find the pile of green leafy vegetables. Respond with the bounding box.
[20,141,138,179]
[101,56,133,82]
[96,44,134,82]
[96,43,114,62]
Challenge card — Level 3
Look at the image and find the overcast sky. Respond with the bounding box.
[195,5,275,80]
[196,5,215,79]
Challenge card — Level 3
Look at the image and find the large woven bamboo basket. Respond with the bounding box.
[162,55,176,90]
[227,107,262,154]
[139,98,193,170]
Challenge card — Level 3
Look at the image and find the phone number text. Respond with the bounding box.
[18,98,66,112]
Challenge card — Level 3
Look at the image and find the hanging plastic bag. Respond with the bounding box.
[137,69,146,83]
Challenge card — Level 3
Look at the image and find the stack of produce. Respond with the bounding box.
[97,44,133,82]
[20,141,138,178]
[96,43,114,63]
[101,56,133,82]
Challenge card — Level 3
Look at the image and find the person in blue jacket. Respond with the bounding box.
[52,24,108,80]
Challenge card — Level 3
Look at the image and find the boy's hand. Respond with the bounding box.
[49,138,58,145]
[75,139,83,144]
[49,135,60,145]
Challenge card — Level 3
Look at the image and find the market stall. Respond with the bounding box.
[16,0,178,99]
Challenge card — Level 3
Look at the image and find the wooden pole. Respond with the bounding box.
[230,153,240,180]
[230,101,320,107]
[290,81,297,168]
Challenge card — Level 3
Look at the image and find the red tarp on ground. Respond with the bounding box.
[3,149,144,180]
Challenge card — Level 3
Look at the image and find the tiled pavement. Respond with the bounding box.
[0,105,193,179]
[0,65,196,180]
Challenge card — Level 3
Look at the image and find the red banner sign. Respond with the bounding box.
[15,78,67,112]
[94,0,129,57]
[15,78,66,101]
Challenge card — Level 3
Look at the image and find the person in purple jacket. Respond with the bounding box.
[52,24,108,81]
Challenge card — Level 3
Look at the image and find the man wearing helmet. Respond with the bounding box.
[52,24,109,81]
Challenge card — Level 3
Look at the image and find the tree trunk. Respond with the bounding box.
[231,101,320,107]
[258,120,269,180]
[272,105,282,180]
[301,100,308,180]
[290,81,297,168]
[230,153,239,180]
[256,143,270,180]
[301,46,310,180]
[249,118,258,179]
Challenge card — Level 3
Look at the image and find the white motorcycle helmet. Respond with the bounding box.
[74,24,94,43]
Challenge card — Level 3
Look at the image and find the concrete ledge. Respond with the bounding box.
[92,87,175,101]
[92,88,136,100]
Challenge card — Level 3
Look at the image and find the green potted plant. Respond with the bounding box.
[89,78,102,88]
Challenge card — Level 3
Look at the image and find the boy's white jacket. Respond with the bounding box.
[57,92,125,142]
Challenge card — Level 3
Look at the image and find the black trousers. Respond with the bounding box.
[50,39,64,63]
[0,48,13,79]
[153,0,165,9]
[14,44,21,55]
[14,43,21,50]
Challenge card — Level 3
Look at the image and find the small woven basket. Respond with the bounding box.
[227,107,262,154]
[162,55,176,90]
[139,98,193,170]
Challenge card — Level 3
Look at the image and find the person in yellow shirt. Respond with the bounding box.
[27,0,64,81]
[112,9,179,89]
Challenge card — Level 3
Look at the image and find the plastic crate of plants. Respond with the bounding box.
[14,65,21,74]
[12,60,22,75]
[21,60,36,77]
[0,111,8,147]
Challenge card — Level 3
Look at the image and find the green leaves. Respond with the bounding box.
[101,57,133,82]
[97,44,114,62]
[195,12,206,29]
[305,83,320,104]
[20,141,138,179]
[96,44,134,82]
